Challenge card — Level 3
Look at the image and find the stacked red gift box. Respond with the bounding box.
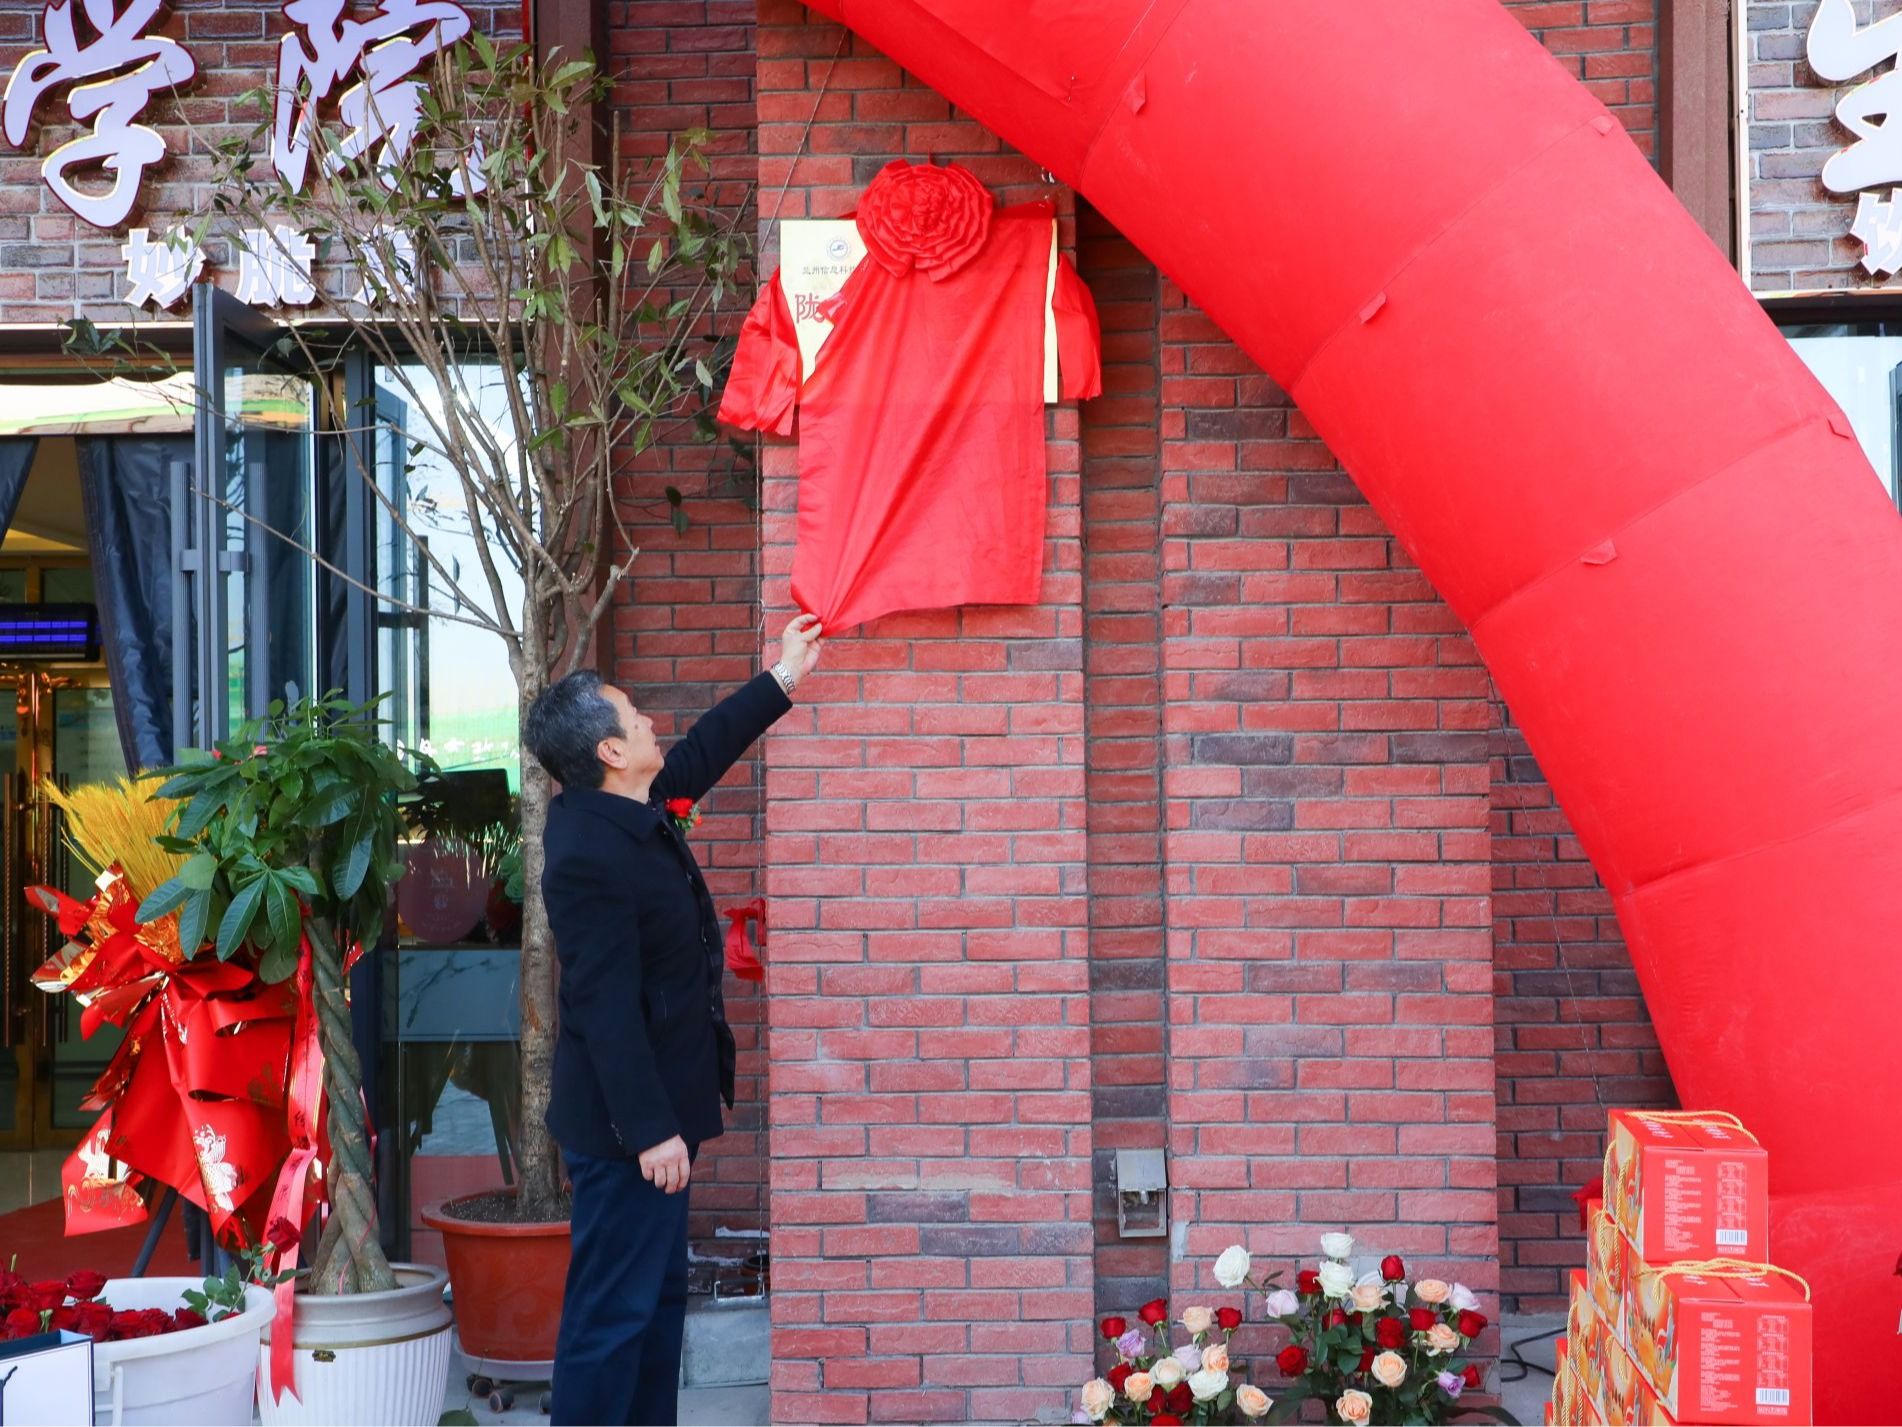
[1544,1110,1813,1426]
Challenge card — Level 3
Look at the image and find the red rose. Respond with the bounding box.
[1323,1307,1348,1330]
[1165,1383,1192,1415]
[1100,1314,1127,1340]
[855,161,995,280]
[665,797,695,818]
[48,1306,79,1332]
[1462,1363,1483,1390]
[1357,1346,1375,1373]
[1375,1315,1408,1349]
[4,1307,42,1339]
[1456,1309,1488,1339]
[173,1307,206,1331]
[64,1270,108,1302]
[25,1281,65,1312]
[108,1309,151,1339]
[1410,1306,1438,1332]
[265,1216,303,1254]
[1152,1417,1183,1426]
[1139,1297,1168,1326]
[73,1302,112,1338]
[1381,1255,1406,1281]
[1147,1388,1168,1414]
[1216,1305,1242,1332]
[1296,1269,1321,1295]
[1107,1364,1131,1392]
[1276,1344,1309,1376]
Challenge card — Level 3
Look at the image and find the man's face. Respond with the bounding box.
[597,684,662,781]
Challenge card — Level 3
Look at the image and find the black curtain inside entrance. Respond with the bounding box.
[76,436,186,770]
[0,437,36,539]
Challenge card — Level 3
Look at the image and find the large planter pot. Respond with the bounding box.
[256,1263,451,1426]
[421,1192,571,1364]
[93,1278,274,1426]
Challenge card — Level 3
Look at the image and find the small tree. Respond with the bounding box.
[191,37,749,1222]
[140,695,417,1295]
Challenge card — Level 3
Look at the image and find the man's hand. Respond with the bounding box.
[778,613,824,684]
[638,1135,692,1194]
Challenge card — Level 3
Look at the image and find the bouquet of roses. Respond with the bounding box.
[1076,1293,1277,1425]
[0,1267,203,1342]
[1227,1235,1509,1426]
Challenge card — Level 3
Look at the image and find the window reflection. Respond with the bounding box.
[371,361,526,1264]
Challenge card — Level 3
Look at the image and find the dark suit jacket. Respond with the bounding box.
[542,671,791,1158]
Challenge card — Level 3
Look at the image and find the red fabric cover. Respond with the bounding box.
[801,3,1902,1417]
[718,161,1100,632]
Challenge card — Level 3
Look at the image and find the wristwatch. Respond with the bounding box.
[769,660,798,695]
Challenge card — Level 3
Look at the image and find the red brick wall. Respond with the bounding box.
[1492,0,1675,1313]
[754,9,1094,1424]
[606,0,771,1256]
[1078,205,1170,1316]
[1154,286,1501,1337]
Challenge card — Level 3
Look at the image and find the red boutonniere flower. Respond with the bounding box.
[664,797,700,834]
[855,160,994,280]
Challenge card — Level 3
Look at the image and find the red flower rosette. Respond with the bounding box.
[854,160,994,280]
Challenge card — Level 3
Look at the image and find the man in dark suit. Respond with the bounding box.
[527,615,822,1427]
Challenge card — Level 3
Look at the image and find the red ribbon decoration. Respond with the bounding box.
[31,879,299,1246]
[723,900,766,982]
[263,934,325,1403]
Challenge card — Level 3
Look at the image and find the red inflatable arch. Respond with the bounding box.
[800,1,1902,1417]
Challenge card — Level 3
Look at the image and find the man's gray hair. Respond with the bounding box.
[523,670,625,789]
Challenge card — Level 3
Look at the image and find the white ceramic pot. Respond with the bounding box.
[92,1278,274,1426]
[256,1263,452,1427]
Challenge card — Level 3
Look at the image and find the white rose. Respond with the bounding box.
[1214,1245,1252,1289]
[1317,1261,1357,1298]
[1080,1379,1114,1421]
[1153,1358,1185,1389]
[1372,1351,1408,1388]
[1181,1306,1213,1335]
[1448,1282,1480,1312]
[1320,1232,1356,1261]
[1188,1367,1229,1403]
[1264,1289,1300,1318]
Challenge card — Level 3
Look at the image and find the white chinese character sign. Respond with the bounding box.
[1811,0,1902,276]
[272,0,475,195]
[0,0,196,229]
[121,224,205,308]
[235,224,319,307]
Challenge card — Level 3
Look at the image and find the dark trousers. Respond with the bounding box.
[551,1148,691,1427]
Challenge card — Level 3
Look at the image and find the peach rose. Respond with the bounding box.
[1235,1384,1272,1419]
[1152,1358,1185,1389]
[1372,1351,1407,1389]
[1202,1344,1230,1375]
[1080,1379,1114,1421]
[1351,1283,1385,1313]
[1427,1322,1460,1354]
[1414,1279,1451,1304]
[1181,1306,1213,1335]
[1337,1389,1374,1424]
[1123,1372,1153,1402]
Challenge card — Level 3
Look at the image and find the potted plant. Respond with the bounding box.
[3,1261,273,1427]
[136,694,442,1424]
[183,35,749,1363]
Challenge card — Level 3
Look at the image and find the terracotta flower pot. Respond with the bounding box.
[421,1192,571,1365]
